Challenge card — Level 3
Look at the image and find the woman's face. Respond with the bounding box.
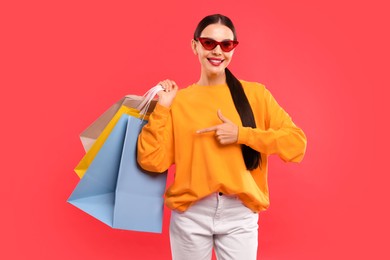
[192,23,236,77]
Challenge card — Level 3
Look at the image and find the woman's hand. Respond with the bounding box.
[157,79,179,107]
[196,110,238,145]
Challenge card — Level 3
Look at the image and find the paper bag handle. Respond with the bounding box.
[136,85,164,117]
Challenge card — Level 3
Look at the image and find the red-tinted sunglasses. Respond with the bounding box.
[197,37,239,52]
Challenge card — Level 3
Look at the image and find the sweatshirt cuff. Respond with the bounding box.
[153,103,171,116]
[237,126,250,145]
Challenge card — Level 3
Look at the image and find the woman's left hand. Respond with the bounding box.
[196,110,238,145]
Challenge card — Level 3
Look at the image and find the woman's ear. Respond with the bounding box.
[191,39,198,55]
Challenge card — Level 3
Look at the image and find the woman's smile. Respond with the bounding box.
[207,58,224,66]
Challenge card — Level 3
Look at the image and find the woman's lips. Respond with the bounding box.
[207,58,224,66]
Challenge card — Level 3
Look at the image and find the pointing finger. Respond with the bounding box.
[196,125,218,134]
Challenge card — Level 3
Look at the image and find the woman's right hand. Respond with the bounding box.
[157,79,179,107]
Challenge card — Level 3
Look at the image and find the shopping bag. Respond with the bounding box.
[74,106,139,178]
[75,86,163,178]
[68,113,167,233]
[80,93,158,152]
[114,115,167,232]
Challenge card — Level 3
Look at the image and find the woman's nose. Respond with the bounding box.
[212,44,222,55]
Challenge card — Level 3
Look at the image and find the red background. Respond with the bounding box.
[1,0,388,259]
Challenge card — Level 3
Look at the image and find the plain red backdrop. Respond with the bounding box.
[1,0,388,259]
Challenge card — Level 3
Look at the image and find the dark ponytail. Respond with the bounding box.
[225,68,261,170]
[194,14,261,170]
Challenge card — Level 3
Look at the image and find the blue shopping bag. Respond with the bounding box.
[68,113,167,233]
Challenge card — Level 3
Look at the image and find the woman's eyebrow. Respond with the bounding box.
[199,36,234,41]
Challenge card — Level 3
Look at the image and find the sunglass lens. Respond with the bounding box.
[200,39,217,50]
[221,41,234,52]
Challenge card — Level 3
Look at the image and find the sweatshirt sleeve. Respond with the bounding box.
[137,103,175,172]
[237,87,307,163]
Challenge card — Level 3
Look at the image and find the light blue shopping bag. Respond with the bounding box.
[68,113,167,233]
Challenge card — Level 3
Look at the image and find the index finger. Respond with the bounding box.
[196,126,218,134]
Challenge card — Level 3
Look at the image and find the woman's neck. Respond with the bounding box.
[196,71,226,86]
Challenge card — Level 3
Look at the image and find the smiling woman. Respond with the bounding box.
[191,20,236,84]
[137,13,307,260]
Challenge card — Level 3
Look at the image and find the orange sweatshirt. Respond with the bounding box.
[137,81,307,212]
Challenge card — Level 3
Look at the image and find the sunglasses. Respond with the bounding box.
[197,37,239,52]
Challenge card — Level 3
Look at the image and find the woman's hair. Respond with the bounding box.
[194,14,261,170]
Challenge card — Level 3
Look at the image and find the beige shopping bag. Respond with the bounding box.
[80,93,159,152]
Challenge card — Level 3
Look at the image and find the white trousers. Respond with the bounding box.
[170,193,259,260]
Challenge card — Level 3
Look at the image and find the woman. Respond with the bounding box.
[137,14,307,260]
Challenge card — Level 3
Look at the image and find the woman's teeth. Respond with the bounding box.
[208,59,223,65]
